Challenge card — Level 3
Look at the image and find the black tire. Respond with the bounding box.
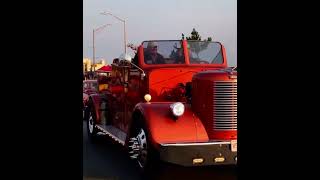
[83,105,88,121]
[86,100,98,142]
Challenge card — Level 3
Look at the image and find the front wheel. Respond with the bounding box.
[128,121,160,174]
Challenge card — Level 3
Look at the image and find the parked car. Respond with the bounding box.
[83,80,98,119]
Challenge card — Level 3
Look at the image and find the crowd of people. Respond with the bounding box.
[83,71,96,80]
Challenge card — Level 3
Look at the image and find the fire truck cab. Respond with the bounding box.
[85,40,237,170]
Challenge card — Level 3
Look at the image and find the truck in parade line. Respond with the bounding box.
[84,39,237,171]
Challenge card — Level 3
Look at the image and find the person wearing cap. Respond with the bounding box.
[112,58,120,65]
[144,41,165,64]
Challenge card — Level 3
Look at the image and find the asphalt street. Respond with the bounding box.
[83,121,237,180]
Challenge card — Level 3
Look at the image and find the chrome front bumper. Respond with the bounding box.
[159,141,237,166]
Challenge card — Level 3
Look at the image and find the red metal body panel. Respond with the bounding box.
[135,103,209,147]
[222,45,228,67]
[108,85,126,131]
[89,94,102,124]
[109,85,124,94]
[182,40,190,64]
[123,73,144,132]
[148,67,214,102]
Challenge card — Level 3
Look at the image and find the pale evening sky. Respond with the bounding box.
[83,0,237,66]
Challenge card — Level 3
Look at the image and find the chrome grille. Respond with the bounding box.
[213,81,237,131]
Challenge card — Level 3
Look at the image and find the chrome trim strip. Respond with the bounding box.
[96,125,125,146]
[160,141,231,147]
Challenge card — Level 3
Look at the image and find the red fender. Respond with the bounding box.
[89,94,101,124]
[133,102,209,148]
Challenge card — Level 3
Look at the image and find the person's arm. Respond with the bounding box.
[144,53,151,64]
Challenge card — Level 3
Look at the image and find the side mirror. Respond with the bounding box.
[141,72,146,80]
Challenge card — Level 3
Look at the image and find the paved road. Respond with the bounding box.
[83,121,237,180]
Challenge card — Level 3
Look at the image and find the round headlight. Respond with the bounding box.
[170,102,185,117]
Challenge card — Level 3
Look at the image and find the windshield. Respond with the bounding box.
[143,41,185,65]
[187,41,223,64]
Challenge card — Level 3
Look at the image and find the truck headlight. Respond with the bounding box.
[170,102,185,117]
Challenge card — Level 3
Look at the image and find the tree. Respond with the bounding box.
[186,28,201,41]
[182,28,212,41]
[183,28,213,58]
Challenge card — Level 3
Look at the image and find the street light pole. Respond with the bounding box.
[92,29,95,71]
[92,23,111,72]
[124,20,127,54]
[101,12,127,54]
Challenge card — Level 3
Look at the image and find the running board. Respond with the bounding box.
[96,125,126,146]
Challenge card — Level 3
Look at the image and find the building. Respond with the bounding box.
[83,58,107,72]
[83,58,91,72]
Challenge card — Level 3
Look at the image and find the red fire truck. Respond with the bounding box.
[84,40,237,170]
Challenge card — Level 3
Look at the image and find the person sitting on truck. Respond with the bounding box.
[132,53,138,66]
[174,47,185,64]
[144,41,165,64]
[112,58,120,65]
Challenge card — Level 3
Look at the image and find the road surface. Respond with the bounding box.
[83,121,237,180]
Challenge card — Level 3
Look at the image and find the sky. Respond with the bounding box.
[83,0,237,66]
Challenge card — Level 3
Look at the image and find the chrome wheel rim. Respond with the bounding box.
[88,112,94,133]
[129,128,148,168]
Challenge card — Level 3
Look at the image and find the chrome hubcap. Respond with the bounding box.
[88,112,94,133]
[129,128,147,168]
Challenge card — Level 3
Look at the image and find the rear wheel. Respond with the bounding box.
[86,100,98,142]
[83,105,89,121]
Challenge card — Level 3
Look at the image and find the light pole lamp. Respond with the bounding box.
[101,11,127,54]
[93,23,111,71]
